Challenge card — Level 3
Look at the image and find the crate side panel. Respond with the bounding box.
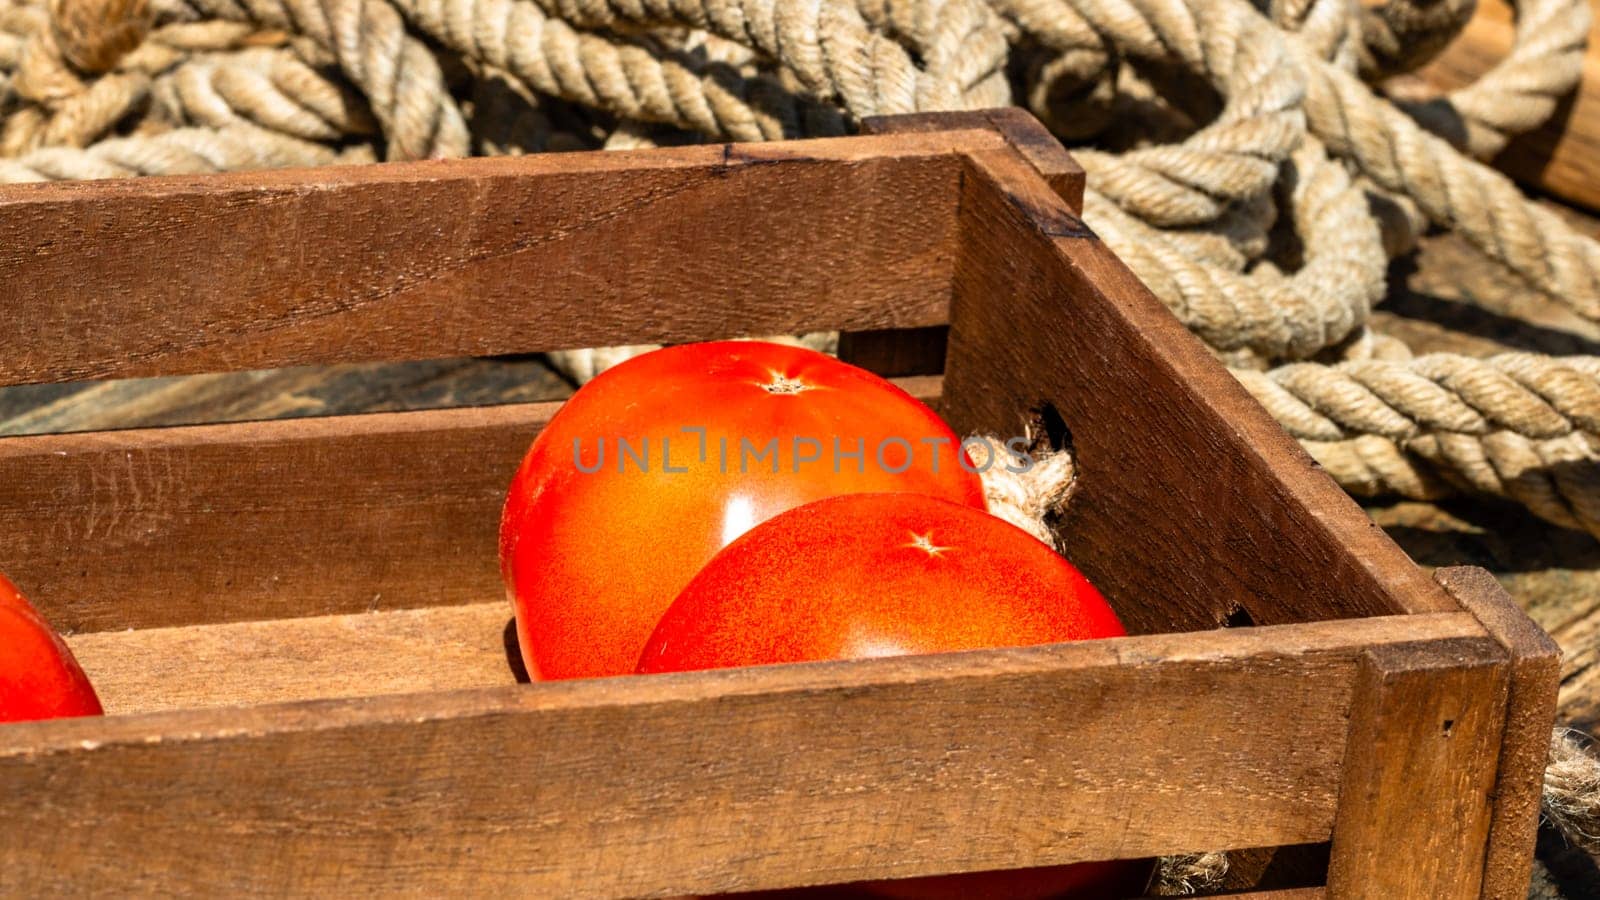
[942,150,1453,633]
[1435,566,1561,899]
[1324,638,1510,897]
[60,605,1480,718]
[0,619,1480,897]
[0,138,979,387]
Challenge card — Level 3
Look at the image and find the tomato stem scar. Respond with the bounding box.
[762,372,811,394]
[904,532,954,557]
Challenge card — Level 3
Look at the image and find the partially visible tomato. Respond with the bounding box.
[638,492,1125,672]
[0,574,102,724]
[501,341,986,680]
[639,493,1141,900]
[852,861,1152,900]
[706,861,1153,900]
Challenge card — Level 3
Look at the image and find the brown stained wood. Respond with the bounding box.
[860,109,1086,214]
[0,355,572,437]
[1435,566,1562,900]
[0,613,1485,896]
[941,148,1454,635]
[0,131,1008,387]
[0,375,943,632]
[839,111,1088,376]
[1324,638,1511,898]
[0,402,548,632]
[1409,0,1600,212]
[67,602,518,714]
[1553,606,1600,734]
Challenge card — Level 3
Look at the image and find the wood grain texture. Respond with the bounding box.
[940,148,1454,634]
[1554,605,1600,736]
[860,109,1086,214]
[67,601,519,714]
[0,374,939,632]
[0,131,1007,387]
[0,614,1484,897]
[1436,566,1563,900]
[0,401,552,632]
[837,110,1087,377]
[1324,638,1511,898]
[0,355,571,437]
[1408,0,1600,212]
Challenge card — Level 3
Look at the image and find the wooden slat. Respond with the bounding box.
[837,111,1085,378]
[0,613,1485,897]
[67,602,519,714]
[940,147,1455,634]
[0,132,1005,387]
[0,355,571,437]
[0,402,545,632]
[1435,566,1562,900]
[0,375,943,632]
[1324,638,1510,898]
[860,109,1086,213]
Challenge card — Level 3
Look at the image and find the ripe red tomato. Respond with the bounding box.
[638,492,1140,899]
[852,861,1151,900]
[708,861,1153,900]
[637,492,1125,672]
[501,341,986,679]
[0,574,102,724]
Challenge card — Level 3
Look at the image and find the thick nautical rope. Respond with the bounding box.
[1396,0,1592,159]
[388,0,845,141]
[157,0,470,159]
[1238,353,1600,533]
[156,45,378,143]
[0,121,343,178]
[524,0,1012,114]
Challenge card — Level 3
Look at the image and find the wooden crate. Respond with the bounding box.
[0,109,1558,898]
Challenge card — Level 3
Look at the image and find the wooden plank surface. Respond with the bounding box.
[1438,566,1564,900]
[0,401,551,632]
[837,110,1087,381]
[0,614,1485,896]
[940,147,1454,635]
[67,601,519,714]
[861,109,1087,213]
[1324,638,1510,897]
[0,131,1005,387]
[0,373,936,632]
[0,354,569,437]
